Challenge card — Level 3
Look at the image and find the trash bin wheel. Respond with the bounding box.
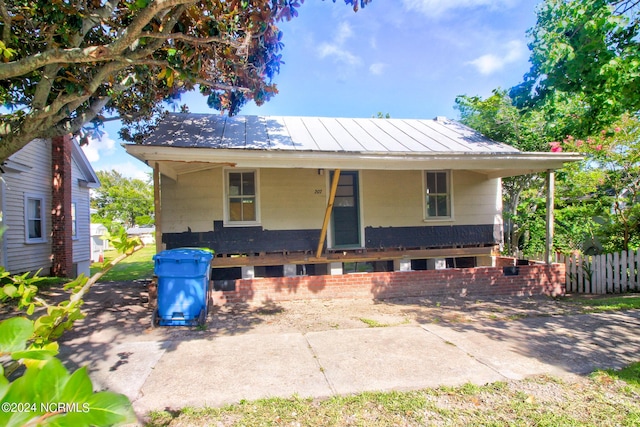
[198,308,206,327]
[151,308,160,328]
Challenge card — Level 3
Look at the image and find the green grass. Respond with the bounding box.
[597,361,640,389]
[571,294,640,313]
[90,245,156,282]
[145,364,640,426]
[359,317,410,328]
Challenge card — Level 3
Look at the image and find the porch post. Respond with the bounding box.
[545,169,555,264]
[153,162,163,254]
[316,169,341,258]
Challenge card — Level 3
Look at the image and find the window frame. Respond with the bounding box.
[423,170,453,221]
[223,169,261,226]
[71,201,78,240]
[24,193,46,244]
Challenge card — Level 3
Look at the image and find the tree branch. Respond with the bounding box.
[0,0,11,44]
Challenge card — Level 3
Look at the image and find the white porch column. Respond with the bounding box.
[545,169,555,264]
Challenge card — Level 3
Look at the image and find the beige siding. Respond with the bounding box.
[161,168,327,232]
[361,170,423,227]
[451,171,502,226]
[160,168,222,233]
[2,139,53,274]
[160,167,502,234]
[361,170,501,228]
[260,169,326,230]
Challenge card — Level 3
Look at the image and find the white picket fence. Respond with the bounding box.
[565,249,640,294]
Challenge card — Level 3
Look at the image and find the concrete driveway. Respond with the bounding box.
[57,303,640,416]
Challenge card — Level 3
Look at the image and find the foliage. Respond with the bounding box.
[457,1,640,256]
[557,114,640,251]
[455,90,552,255]
[510,0,640,137]
[0,230,146,426]
[0,271,135,426]
[91,170,154,229]
[0,0,371,161]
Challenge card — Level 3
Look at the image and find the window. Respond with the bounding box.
[71,202,77,239]
[425,171,451,219]
[25,194,45,243]
[226,170,259,224]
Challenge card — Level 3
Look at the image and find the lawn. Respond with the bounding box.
[90,245,156,282]
[146,365,640,426]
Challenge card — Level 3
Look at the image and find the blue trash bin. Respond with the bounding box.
[152,248,213,326]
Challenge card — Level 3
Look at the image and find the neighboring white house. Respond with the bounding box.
[0,136,100,277]
[126,225,156,245]
[90,223,109,263]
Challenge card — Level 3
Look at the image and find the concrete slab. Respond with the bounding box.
[133,333,332,414]
[59,341,166,400]
[305,326,503,395]
[423,311,640,379]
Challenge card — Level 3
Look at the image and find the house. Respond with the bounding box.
[125,114,581,292]
[0,136,100,278]
[90,223,109,263]
[126,225,156,245]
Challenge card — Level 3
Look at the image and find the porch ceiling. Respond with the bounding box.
[125,113,583,178]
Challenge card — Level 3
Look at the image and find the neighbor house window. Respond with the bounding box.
[71,202,77,239]
[25,194,45,243]
[226,170,259,224]
[425,171,451,219]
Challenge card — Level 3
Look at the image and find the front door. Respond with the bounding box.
[331,171,360,247]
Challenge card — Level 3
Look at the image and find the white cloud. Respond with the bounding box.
[369,63,387,76]
[97,161,151,181]
[81,133,116,162]
[317,21,363,72]
[467,40,525,75]
[401,0,515,18]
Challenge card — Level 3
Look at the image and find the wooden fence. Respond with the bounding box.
[565,249,640,294]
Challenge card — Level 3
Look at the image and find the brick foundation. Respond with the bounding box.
[213,263,566,305]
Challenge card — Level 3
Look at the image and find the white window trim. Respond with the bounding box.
[223,168,261,227]
[71,201,79,240]
[24,193,47,244]
[423,170,454,222]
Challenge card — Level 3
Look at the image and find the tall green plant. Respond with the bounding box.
[0,233,145,426]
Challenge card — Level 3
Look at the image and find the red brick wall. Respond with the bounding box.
[213,264,566,305]
[51,135,73,277]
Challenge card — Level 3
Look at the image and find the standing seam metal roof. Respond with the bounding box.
[142,113,521,154]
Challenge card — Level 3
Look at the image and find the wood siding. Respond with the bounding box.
[160,168,222,233]
[0,139,94,275]
[159,167,502,256]
[361,170,501,227]
[2,139,53,273]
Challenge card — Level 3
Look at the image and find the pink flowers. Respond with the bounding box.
[549,141,563,152]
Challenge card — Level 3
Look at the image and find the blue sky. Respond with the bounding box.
[84,0,541,179]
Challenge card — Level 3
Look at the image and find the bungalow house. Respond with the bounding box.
[0,136,100,278]
[125,113,581,299]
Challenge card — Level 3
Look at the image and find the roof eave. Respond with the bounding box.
[125,145,583,177]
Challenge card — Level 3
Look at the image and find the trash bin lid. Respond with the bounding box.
[153,248,214,263]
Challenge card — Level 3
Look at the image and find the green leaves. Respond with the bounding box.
[0,271,136,426]
[514,0,640,136]
[0,318,33,354]
[0,358,135,427]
